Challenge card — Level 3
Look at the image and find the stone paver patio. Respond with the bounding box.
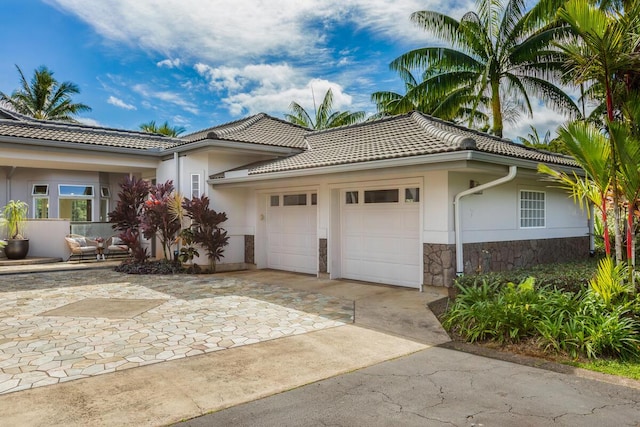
[0,270,353,395]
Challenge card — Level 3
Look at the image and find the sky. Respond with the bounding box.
[0,0,571,140]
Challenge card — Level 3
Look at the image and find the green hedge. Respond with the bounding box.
[454,259,600,293]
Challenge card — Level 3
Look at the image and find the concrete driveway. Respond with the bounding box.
[0,268,442,426]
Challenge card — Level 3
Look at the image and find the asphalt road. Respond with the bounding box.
[177,346,640,427]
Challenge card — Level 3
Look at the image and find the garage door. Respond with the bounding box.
[267,192,317,274]
[342,188,421,287]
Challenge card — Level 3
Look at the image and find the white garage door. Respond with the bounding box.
[267,193,317,274]
[342,188,421,288]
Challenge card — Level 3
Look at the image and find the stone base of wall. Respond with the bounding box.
[244,235,255,265]
[319,238,327,273]
[424,236,590,287]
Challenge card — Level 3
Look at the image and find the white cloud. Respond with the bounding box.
[107,95,136,110]
[132,84,199,115]
[76,117,103,127]
[46,0,469,66]
[504,103,571,141]
[157,58,182,68]
[224,78,356,117]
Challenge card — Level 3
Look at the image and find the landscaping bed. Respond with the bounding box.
[435,259,640,381]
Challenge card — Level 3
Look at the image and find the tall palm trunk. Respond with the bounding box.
[605,78,624,264]
[491,80,503,138]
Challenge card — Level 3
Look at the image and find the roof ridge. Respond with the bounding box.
[410,111,473,147]
[209,113,266,138]
[0,117,178,142]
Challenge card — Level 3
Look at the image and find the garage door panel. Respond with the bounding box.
[267,202,317,275]
[342,194,420,288]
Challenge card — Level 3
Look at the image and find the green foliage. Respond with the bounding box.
[139,120,186,137]
[0,65,91,121]
[284,88,365,130]
[446,270,640,360]
[1,200,28,239]
[443,278,543,343]
[588,257,633,308]
[454,260,598,294]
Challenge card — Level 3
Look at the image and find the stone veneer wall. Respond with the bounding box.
[244,235,255,265]
[319,238,327,273]
[424,236,589,287]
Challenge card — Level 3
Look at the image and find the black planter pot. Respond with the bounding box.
[5,239,29,260]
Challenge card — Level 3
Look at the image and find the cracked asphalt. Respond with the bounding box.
[178,346,640,427]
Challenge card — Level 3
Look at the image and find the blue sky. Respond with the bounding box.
[0,0,568,139]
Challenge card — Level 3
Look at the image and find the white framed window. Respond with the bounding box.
[364,189,399,204]
[32,184,49,196]
[191,174,201,199]
[59,184,93,196]
[59,184,94,221]
[520,190,545,228]
[345,191,359,204]
[283,194,307,206]
[270,195,280,207]
[100,186,111,198]
[100,198,109,222]
[405,188,420,203]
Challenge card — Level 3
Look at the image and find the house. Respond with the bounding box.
[0,107,589,287]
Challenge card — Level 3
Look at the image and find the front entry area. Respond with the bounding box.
[266,192,318,275]
[341,187,421,288]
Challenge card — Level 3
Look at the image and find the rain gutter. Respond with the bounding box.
[454,165,518,276]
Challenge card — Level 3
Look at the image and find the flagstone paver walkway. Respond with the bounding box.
[0,270,353,395]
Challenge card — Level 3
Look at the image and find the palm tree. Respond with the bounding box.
[371,67,489,126]
[390,0,579,138]
[517,125,567,154]
[139,120,186,137]
[285,88,365,130]
[0,65,91,121]
[555,0,640,263]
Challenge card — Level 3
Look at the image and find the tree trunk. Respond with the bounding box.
[491,80,503,138]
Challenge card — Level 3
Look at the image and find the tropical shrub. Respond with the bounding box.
[109,176,150,263]
[182,195,229,272]
[445,268,640,360]
[140,180,181,260]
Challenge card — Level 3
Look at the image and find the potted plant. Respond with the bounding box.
[2,200,29,259]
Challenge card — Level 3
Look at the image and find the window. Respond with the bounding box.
[33,198,49,219]
[191,174,201,199]
[520,190,545,228]
[100,186,111,198]
[32,184,49,196]
[345,191,359,204]
[270,195,280,207]
[59,185,93,196]
[283,194,307,206]
[364,189,399,204]
[59,199,92,221]
[311,193,317,206]
[100,199,109,222]
[405,188,420,203]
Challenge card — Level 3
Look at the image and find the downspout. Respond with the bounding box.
[174,152,180,191]
[454,165,518,276]
[6,166,16,203]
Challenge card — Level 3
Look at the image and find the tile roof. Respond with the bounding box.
[0,108,179,151]
[242,112,578,175]
[179,113,309,149]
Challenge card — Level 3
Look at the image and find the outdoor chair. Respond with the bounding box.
[106,236,130,259]
[64,234,98,261]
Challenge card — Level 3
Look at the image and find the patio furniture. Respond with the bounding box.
[106,236,129,259]
[64,234,98,261]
